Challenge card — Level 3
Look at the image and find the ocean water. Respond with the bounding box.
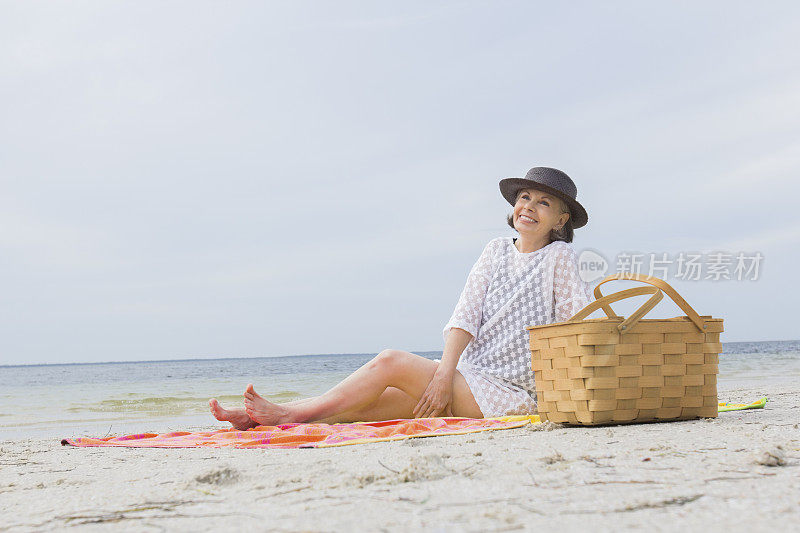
[1,342,798,440]
[0,351,440,440]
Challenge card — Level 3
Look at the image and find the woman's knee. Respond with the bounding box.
[373,349,405,371]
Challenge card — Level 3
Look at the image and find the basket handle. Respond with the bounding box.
[593,273,707,333]
[569,286,664,332]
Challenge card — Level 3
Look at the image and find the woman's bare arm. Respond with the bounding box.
[435,327,473,379]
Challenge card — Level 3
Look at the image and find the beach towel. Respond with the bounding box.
[62,416,537,449]
[61,397,768,449]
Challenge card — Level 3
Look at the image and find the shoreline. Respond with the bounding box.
[2,381,798,531]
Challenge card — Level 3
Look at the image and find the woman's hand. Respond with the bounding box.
[413,371,454,419]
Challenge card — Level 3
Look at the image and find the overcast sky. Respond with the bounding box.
[2,2,799,365]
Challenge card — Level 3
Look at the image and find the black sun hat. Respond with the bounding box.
[499,167,588,228]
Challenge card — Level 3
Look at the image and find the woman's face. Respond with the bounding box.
[513,188,570,239]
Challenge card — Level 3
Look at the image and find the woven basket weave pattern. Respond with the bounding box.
[527,274,723,425]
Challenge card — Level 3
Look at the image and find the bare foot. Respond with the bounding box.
[208,398,258,430]
[243,384,294,426]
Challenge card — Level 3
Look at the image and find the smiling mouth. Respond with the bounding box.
[519,215,537,224]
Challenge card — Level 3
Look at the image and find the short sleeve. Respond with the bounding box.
[552,243,592,323]
[442,239,497,342]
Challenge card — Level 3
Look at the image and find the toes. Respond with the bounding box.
[245,384,264,400]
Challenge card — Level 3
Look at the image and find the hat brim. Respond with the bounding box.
[499,178,588,228]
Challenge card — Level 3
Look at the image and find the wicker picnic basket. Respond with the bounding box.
[527,273,723,425]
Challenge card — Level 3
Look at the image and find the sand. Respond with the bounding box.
[2,382,798,532]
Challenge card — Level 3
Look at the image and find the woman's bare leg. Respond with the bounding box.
[211,383,480,428]
[314,386,422,424]
[243,350,483,425]
[210,391,393,428]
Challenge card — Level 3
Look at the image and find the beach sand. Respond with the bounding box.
[2,382,798,532]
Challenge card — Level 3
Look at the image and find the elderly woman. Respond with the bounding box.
[209,167,591,429]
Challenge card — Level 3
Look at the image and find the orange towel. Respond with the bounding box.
[61,416,537,449]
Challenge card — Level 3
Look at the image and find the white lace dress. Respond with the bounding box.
[442,237,592,417]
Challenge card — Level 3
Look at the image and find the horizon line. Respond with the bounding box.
[0,349,445,369]
[1,339,798,369]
